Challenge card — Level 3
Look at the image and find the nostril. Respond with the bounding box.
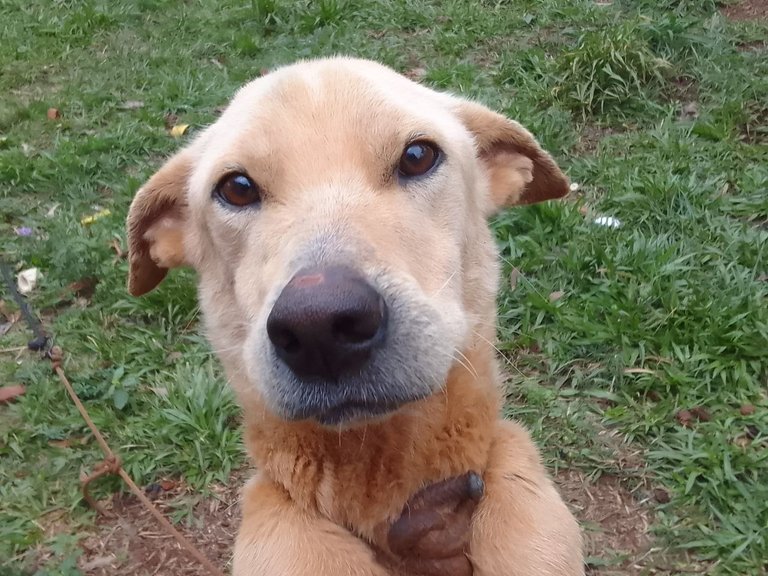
[269,327,301,355]
[331,298,386,345]
[333,314,373,344]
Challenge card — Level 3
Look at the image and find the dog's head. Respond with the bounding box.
[127,58,567,427]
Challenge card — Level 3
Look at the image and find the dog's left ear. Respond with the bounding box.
[126,149,194,296]
[455,101,569,214]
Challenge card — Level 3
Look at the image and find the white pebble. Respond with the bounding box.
[593,216,622,228]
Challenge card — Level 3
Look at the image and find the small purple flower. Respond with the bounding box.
[14,227,33,237]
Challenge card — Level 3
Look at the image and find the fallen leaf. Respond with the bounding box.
[67,277,98,299]
[740,404,755,416]
[80,208,111,225]
[509,267,521,290]
[653,488,671,504]
[676,409,693,428]
[159,479,177,491]
[118,100,144,110]
[0,385,26,404]
[733,434,751,448]
[676,406,711,428]
[110,238,125,259]
[81,555,117,571]
[578,205,589,216]
[644,390,661,402]
[45,203,60,218]
[689,406,712,422]
[163,112,179,129]
[624,367,657,375]
[46,107,60,120]
[548,290,565,302]
[170,123,190,138]
[48,439,72,449]
[405,67,427,81]
[17,268,39,295]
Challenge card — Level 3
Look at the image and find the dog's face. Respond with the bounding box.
[127,58,567,427]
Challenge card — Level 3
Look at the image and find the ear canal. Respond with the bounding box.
[126,150,193,296]
[455,100,569,210]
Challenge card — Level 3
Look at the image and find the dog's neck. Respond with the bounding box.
[238,337,500,538]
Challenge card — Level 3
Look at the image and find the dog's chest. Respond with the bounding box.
[311,407,493,539]
[250,352,499,539]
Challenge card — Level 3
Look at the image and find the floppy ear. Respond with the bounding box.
[455,101,569,213]
[126,149,194,296]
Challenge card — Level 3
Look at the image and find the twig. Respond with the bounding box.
[50,347,227,576]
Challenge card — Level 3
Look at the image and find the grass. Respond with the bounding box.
[1,0,766,574]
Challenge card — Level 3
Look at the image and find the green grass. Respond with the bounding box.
[1,0,767,574]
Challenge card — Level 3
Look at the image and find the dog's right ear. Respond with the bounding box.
[454,100,569,214]
[126,149,194,296]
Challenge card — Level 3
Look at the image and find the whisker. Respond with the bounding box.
[432,270,458,297]
[496,254,549,303]
[453,348,480,380]
[472,329,528,381]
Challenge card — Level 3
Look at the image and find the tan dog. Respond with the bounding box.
[126,57,583,575]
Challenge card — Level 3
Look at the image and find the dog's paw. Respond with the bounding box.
[373,471,484,576]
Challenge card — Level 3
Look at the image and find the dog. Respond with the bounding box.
[126,57,583,575]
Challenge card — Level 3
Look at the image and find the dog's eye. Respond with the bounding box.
[214,173,261,207]
[398,141,440,178]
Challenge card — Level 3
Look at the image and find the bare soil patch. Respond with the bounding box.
[76,474,244,576]
[721,0,768,21]
[556,469,654,575]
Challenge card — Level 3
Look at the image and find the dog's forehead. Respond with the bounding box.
[189,58,477,194]
[218,58,462,142]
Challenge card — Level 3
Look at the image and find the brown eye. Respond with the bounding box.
[398,141,440,178]
[214,172,261,207]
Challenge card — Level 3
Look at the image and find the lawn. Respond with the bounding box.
[1,1,766,575]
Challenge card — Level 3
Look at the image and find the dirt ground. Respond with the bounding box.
[76,475,243,576]
[558,470,655,576]
[65,466,657,576]
[721,0,768,21]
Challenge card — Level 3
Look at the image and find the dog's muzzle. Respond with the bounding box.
[261,263,449,426]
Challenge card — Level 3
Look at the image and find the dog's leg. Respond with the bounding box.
[469,420,584,576]
[233,473,390,576]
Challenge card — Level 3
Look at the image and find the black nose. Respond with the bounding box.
[266,266,387,380]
